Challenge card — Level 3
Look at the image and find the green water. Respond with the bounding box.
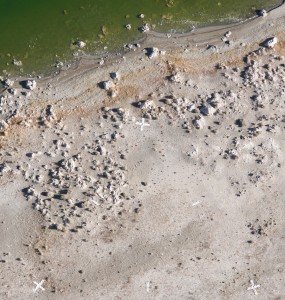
[0,0,281,76]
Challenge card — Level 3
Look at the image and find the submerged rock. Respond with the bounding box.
[258,9,267,17]
[139,23,150,33]
[12,59,23,66]
[74,41,86,48]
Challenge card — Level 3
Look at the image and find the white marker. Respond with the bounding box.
[247,280,260,295]
[136,118,150,131]
[33,280,45,293]
[146,281,151,292]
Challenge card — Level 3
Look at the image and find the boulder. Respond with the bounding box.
[263,37,278,48]
[258,9,267,17]
[102,80,115,90]
[138,100,155,110]
[110,72,120,81]
[169,73,183,83]
[9,88,17,95]
[25,79,37,90]
[0,120,8,132]
[199,105,215,116]
[145,47,159,59]
[3,79,14,87]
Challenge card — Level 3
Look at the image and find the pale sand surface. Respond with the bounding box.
[1,4,285,300]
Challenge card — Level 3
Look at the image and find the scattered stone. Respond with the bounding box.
[207,92,223,108]
[0,120,8,132]
[138,13,145,19]
[235,118,244,127]
[23,91,31,97]
[110,90,118,98]
[0,163,11,175]
[192,115,204,129]
[124,43,141,51]
[207,45,217,51]
[222,148,239,160]
[224,31,232,38]
[96,145,107,156]
[125,24,132,30]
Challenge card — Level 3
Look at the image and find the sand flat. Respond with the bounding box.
[1,4,285,300]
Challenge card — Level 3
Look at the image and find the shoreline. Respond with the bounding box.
[2,2,285,126]
[34,1,284,91]
[40,2,285,80]
[1,1,283,84]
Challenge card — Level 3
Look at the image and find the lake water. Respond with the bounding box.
[0,0,281,75]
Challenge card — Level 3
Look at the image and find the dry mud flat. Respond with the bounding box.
[1,5,285,300]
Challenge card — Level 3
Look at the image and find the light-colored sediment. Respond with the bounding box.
[1,4,285,300]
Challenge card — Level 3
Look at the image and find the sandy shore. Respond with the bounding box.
[1,4,285,300]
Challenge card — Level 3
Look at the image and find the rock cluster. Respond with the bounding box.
[101,72,121,97]
[1,27,284,235]
[17,105,131,231]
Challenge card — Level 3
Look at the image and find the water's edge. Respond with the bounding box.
[1,1,283,84]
